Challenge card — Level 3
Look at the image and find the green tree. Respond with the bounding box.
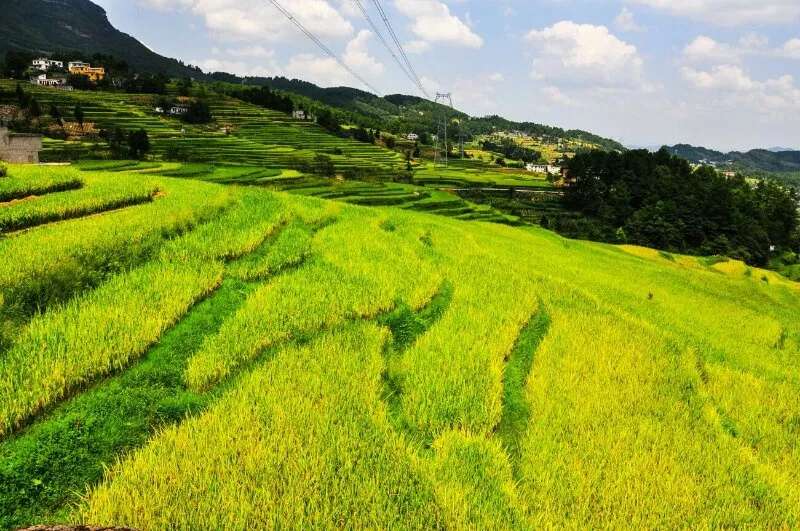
[49,104,64,128]
[74,103,85,130]
[128,129,151,160]
[182,100,212,124]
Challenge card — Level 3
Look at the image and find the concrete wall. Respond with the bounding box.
[0,127,42,164]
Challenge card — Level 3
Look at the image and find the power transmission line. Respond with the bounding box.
[368,0,430,99]
[265,0,381,95]
[351,0,411,81]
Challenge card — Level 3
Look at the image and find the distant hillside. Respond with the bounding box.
[0,0,200,77]
[665,144,800,174]
[0,0,623,151]
[213,74,625,151]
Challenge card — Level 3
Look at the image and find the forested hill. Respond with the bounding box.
[212,74,625,151]
[666,144,800,174]
[0,0,200,78]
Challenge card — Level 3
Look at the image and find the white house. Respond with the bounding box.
[68,61,89,69]
[526,163,562,176]
[31,74,68,88]
[32,58,64,71]
[292,110,307,120]
[406,133,419,141]
[170,104,189,115]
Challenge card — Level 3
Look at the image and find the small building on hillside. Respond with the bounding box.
[32,58,64,71]
[31,74,69,88]
[0,127,43,163]
[526,163,562,176]
[68,62,106,81]
[722,171,737,178]
[406,133,419,141]
[169,104,189,115]
[292,110,307,120]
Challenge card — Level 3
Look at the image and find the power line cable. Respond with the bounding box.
[351,0,419,93]
[367,0,430,99]
[265,0,381,95]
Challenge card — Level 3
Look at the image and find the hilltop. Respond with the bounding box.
[665,143,800,175]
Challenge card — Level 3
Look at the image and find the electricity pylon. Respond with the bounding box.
[434,92,453,168]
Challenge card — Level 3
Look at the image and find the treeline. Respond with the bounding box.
[480,138,543,163]
[222,86,294,114]
[560,148,799,266]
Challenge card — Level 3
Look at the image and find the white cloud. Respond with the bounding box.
[342,30,385,78]
[615,8,643,32]
[682,64,800,111]
[283,31,383,88]
[781,39,800,59]
[488,72,505,82]
[138,0,353,41]
[393,0,483,48]
[682,34,800,63]
[525,21,645,89]
[629,0,800,26]
[683,36,740,63]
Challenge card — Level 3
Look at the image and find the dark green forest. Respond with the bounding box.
[559,149,800,266]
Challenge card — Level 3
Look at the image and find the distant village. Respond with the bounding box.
[29,57,106,90]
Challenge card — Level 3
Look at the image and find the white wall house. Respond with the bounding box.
[68,61,89,69]
[32,58,64,71]
[526,163,562,175]
[31,74,68,88]
[407,133,419,141]
[292,110,307,120]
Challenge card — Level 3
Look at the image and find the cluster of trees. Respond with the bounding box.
[480,138,544,164]
[99,128,151,159]
[0,84,85,134]
[224,86,294,114]
[562,148,800,266]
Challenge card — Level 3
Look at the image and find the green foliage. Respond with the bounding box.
[564,148,799,265]
[181,100,213,124]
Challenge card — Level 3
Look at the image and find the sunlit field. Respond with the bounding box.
[1,164,798,529]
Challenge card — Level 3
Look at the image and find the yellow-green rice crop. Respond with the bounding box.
[184,209,442,391]
[2,166,799,528]
[0,259,223,436]
[0,165,82,202]
[82,323,445,529]
[0,171,159,233]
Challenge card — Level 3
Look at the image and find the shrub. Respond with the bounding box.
[0,162,7,178]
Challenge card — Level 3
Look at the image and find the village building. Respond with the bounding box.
[169,104,189,115]
[68,62,106,81]
[406,133,419,141]
[526,163,562,176]
[32,58,64,71]
[0,127,43,164]
[292,110,307,120]
[31,74,70,89]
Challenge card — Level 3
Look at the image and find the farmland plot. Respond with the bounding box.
[0,165,798,529]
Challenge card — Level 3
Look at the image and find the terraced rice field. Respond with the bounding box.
[0,80,403,176]
[1,164,799,529]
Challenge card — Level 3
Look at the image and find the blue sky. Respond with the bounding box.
[93,0,800,151]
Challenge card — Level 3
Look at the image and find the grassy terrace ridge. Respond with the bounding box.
[0,163,799,528]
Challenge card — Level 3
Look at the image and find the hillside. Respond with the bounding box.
[666,143,800,174]
[222,75,625,151]
[0,0,200,78]
[0,163,798,528]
